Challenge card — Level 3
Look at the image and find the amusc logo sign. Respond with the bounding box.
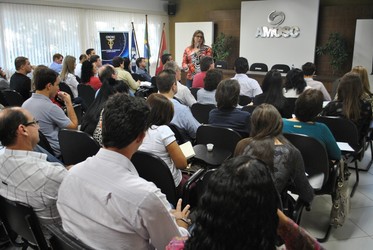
[255,10,300,38]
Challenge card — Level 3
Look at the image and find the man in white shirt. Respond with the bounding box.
[0,107,67,231]
[74,54,87,79]
[302,62,331,101]
[57,93,190,250]
[232,57,262,98]
[163,61,197,107]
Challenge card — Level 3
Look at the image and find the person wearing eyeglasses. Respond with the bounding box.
[0,107,68,236]
[182,30,213,88]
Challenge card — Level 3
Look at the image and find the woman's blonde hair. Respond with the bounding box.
[351,66,371,95]
[60,55,76,81]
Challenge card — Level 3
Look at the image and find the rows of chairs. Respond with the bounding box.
[249,63,291,73]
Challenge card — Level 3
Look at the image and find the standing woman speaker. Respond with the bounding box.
[182,30,213,88]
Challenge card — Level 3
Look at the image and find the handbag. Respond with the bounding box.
[330,160,350,228]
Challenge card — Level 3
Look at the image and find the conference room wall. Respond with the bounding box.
[169,0,373,77]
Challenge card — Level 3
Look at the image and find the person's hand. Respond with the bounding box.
[277,209,289,233]
[171,198,191,229]
[57,91,72,105]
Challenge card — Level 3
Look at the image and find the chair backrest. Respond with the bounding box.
[196,124,242,154]
[285,97,297,116]
[190,103,216,124]
[73,104,83,125]
[314,116,360,151]
[46,224,94,250]
[0,196,49,249]
[241,105,257,114]
[131,73,147,82]
[168,124,188,145]
[189,87,199,100]
[131,151,177,207]
[59,82,74,98]
[249,63,268,72]
[271,64,291,73]
[215,60,227,69]
[0,89,24,106]
[38,130,55,156]
[77,84,95,108]
[238,95,252,106]
[58,129,100,165]
[284,133,329,185]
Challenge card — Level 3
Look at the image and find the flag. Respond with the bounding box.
[156,23,167,71]
[144,15,151,71]
[131,22,139,73]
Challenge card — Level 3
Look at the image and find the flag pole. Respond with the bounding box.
[131,22,140,58]
[156,23,166,70]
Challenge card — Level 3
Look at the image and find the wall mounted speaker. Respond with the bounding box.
[168,3,176,16]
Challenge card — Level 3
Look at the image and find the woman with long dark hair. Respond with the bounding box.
[167,156,322,250]
[139,93,187,188]
[283,68,310,98]
[322,72,372,141]
[234,104,314,203]
[253,69,292,118]
[80,60,102,91]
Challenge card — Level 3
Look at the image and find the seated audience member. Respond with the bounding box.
[81,65,128,141]
[22,68,78,157]
[139,93,187,187]
[0,107,67,234]
[57,93,190,250]
[10,56,33,101]
[158,69,200,140]
[163,61,196,107]
[112,56,140,94]
[166,156,323,250]
[85,48,96,60]
[0,67,10,90]
[235,104,314,204]
[254,69,293,118]
[74,54,87,79]
[60,55,79,97]
[208,79,250,137]
[81,60,102,91]
[283,89,341,161]
[90,55,102,71]
[351,65,373,111]
[192,56,214,88]
[322,72,372,142]
[156,53,173,76]
[231,57,262,98]
[197,68,222,105]
[49,53,63,74]
[302,62,331,101]
[283,68,311,98]
[136,57,152,82]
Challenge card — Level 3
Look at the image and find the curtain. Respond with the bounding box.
[0,3,168,76]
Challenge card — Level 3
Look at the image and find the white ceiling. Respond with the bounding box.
[0,0,169,14]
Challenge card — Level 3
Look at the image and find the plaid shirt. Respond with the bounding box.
[0,149,67,226]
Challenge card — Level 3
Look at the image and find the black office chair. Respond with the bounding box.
[78,84,95,108]
[73,104,83,125]
[59,82,74,98]
[38,130,55,156]
[58,129,100,165]
[189,88,199,100]
[315,116,363,197]
[190,103,216,124]
[131,73,147,82]
[271,64,291,73]
[285,97,297,116]
[168,123,189,145]
[215,61,227,69]
[46,224,94,250]
[0,196,50,249]
[0,89,24,106]
[249,63,268,72]
[131,151,177,207]
[238,95,252,106]
[284,133,339,242]
[195,124,242,154]
[241,105,257,113]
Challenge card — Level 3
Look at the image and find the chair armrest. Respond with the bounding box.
[182,168,206,207]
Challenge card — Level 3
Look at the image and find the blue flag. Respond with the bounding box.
[131,25,138,73]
